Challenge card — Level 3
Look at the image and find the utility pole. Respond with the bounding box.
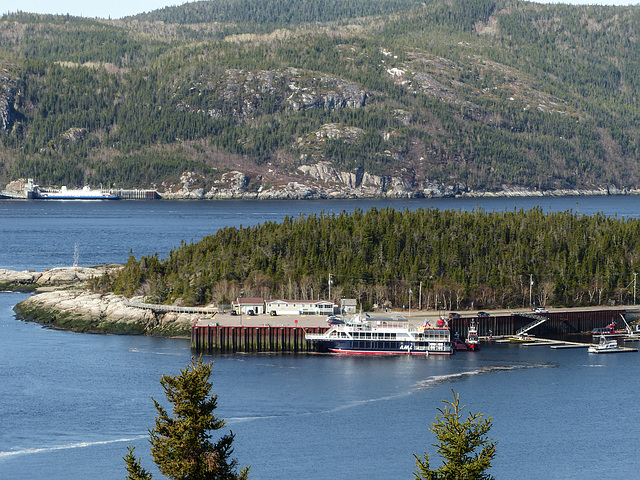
[328,273,333,301]
[634,273,637,305]
[419,281,422,311]
[409,288,412,317]
[73,243,79,267]
[529,274,533,307]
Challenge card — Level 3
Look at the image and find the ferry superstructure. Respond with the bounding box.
[24,179,119,200]
[305,314,453,355]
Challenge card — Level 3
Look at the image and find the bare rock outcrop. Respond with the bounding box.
[1,266,120,290]
[0,72,19,133]
[0,269,42,286]
[288,76,367,112]
[14,291,194,337]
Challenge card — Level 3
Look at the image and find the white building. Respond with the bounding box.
[232,297,265,315]
[266,299,337,316]
[341,298,357,314]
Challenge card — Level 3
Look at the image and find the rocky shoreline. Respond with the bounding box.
[0,265,121,291]
[157,170,640,200]
[13,290,194,337]
[2,266,194,337]
[4,173,639,201]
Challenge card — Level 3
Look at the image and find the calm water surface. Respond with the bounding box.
[2,196,640,479]
[1,195,637,270]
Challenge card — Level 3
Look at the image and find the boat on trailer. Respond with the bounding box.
[305,314,453,355]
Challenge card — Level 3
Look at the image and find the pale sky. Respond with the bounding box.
[5,0,639,20]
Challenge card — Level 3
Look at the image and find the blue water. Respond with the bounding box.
[0,195,636,271]
[2,196,640,479]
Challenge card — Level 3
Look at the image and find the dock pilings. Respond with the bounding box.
[447,308,626,338]
[191,325,328,354]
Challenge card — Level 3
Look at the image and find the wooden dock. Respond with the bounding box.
[447,308,627,338]
[190,307,636,354]
[191,324,328,353]
[112,189,160,200]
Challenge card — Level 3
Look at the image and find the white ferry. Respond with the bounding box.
[24,179,119,200]
[305,314,453,355]
[35,185,119,200]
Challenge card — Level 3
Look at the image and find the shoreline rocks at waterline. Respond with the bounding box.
[13,291,194,337]
[0,265,122,291]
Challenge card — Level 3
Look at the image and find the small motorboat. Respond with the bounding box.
[588,335,637,354]
[509,333,535,343]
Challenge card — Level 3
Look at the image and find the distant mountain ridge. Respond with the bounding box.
[131,0,425,26]
[0,0,639,198]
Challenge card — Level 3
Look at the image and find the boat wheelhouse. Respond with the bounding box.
[305,314,453,355]
[466,319,480,350]
[588,335,637,354]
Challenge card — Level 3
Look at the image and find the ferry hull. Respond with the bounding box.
[23,179,119,200]
[327,347,452,356]
[35,193,120,200]
[305,314,454,356]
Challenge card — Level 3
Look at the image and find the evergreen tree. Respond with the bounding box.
[149,357,249,480]
[124,446,153,480]
[414,390,496,480]
[125,356,249,480]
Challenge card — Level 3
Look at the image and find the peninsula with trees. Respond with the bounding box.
[11,207,640,335]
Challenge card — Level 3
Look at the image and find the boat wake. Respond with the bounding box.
[0,435,147,458]
[127,348,186,356]
[415,363,552,390]
[228,363,554,423]
[227,414,283,424]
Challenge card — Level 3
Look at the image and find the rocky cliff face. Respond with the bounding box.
[157,163,462,200]
[0,71,19,133]
[153,164,636,200]
[287,75,367,112]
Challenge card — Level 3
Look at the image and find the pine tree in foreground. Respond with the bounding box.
[414,389,496,480]
[124,446,153,480]
[125,356,249,480]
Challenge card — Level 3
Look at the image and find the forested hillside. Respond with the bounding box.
[1,0,639,196]
[94,207,640,310]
